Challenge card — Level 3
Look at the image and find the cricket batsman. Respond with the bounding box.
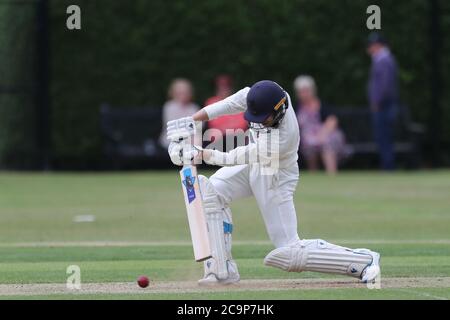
[167,80,381,285]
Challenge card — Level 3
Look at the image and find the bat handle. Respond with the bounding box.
[180,137,194,165]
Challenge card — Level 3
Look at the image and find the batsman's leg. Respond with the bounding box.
[264,239,381,283]
[251,166,381,282]
[196,165,252,285]
[197,175,239,286]
[250,165,301,248]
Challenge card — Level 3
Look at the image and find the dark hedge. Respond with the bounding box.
[1,0,449,167]
[0,3,38,168]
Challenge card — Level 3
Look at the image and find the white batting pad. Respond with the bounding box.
[198,175,234,280]
[264,239,374,278]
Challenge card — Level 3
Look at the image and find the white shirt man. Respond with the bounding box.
[167,80,380,285]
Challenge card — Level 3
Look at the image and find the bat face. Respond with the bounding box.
[180,165,212,261]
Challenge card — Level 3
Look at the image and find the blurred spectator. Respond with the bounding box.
[295,75,347,175]
[367,32,399,170]
[206,75,247,135]
[159,78,200,148]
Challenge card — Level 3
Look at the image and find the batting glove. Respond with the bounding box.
[166,116,201,142]
[168,141,203,166]
[168,141,184,166]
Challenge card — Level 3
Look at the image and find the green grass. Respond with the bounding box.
[3,287,449,300]
[0,170,449,299]
[0,244,449,285]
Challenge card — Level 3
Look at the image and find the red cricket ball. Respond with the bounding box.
[137,275,149,288]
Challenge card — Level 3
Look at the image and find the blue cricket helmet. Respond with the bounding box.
[245,80,287,124]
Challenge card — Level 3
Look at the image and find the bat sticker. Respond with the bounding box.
[182,168,196,203]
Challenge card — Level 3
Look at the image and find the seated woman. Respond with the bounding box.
[294,75,347,175]
[159,78,200,148]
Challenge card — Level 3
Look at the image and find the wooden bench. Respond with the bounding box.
[99,104,168,169]
[333,106,424,168]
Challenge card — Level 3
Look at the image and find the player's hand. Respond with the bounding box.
[167,116,200,142]
[184,145,203,165]
[168,141,184,166]
[168,142,203,166]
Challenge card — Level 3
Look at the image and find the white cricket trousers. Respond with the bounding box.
[209,164,301,248]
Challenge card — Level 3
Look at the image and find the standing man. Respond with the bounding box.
[367,32,399,170]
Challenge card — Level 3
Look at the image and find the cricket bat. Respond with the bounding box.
[180,164,212,262]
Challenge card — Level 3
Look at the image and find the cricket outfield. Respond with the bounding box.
[0,170,449,299]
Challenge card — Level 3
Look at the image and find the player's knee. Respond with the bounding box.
[198,175,208,188]
[198,175,220,212]
[264,246,305,272]
[198,175,214,197]
[200,175,228,207]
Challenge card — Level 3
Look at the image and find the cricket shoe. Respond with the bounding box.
[357,249,381,283]
[198,261,240,286]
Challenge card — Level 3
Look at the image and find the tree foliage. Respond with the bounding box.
[1,0,449,167]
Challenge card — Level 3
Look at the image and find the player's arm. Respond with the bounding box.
[192,109,209,122]
[168,87,249,142]
[193,87,250,122]
[167,87,251,166]
[201,132,278,167]
[170,132,275,167]
[201,144,256,166]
